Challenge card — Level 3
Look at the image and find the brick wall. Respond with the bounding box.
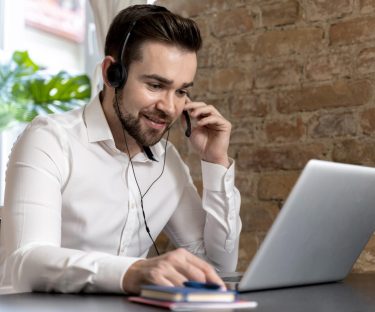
[156,0,375,272]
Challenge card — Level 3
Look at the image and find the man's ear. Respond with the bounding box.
[102,56,117,88]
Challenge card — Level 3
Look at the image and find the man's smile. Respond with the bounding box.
[140,110,175,130]
[142,113,168,130]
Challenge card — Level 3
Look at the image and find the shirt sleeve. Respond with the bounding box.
[0,117,140,293]
[201,160,242,271]
[163,158,241,272]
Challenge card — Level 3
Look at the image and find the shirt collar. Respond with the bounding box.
[149,140,166,160]
[132,140,166,162]
[83,93,114,143]
[83,93,166,161]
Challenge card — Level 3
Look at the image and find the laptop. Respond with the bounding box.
[222,159,375,292]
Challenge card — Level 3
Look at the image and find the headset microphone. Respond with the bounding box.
[183,111,191,137]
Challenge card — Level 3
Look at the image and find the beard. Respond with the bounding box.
[113,95,173,147]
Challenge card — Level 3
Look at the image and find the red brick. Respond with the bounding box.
[211,8,254,38]
[259,0,299,27]
[310,112,356,138]
[277,80,372,113]
[209,67,252,93]
[304,0,352,21]
[238,143,326,171]
[353,236,375,272]
[330,17,375,46]
[258,171,300,200]
[230,34,255,63]
[360,108,375,134]
[154,232,174,256]
[332,139,375,165]
[184,153,202,178]
[194,17,210,40]
[305,53,353,81]
[255,27,324,57]
[238,232,259,271]
[265,116,305,142]
[202,96,229,117]
[360,0,375,13]
[229,93,270,118]
[200,35,255,68]
[357,48,375,75]
[240,201,279,232]
[235,174,257,199]
[191,69,210,97]
[198,39,227,68]
[169,127,189,156]
[255,60,302,89]
[231,122,255,144]
[156,0,227,17]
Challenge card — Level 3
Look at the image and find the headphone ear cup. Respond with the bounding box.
[107,63,125,88]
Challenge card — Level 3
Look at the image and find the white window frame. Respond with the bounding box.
[0,0,4,50]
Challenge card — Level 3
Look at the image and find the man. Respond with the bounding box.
[0,4,241,294]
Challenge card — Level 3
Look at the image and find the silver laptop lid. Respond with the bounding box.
[239,160,375,292]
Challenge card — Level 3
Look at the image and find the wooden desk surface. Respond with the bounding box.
[1,274,375,311]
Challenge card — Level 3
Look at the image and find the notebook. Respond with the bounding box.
[128,296,258,311]
[223,159,375,292]
[139,284,237,302]
[128,284,257,310]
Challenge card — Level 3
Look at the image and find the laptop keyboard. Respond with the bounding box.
[222,275,242,282]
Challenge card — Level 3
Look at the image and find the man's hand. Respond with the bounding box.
[184,100,231,168]
[122,248,225,294]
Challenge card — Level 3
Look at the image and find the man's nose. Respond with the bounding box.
[156,92,177,116]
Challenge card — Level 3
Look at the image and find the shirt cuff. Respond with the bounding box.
[94,255,141,293]
[201,159,235,192]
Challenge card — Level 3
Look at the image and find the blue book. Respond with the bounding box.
[140,284,237,302]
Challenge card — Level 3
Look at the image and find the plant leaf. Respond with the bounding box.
[0,51,91,129]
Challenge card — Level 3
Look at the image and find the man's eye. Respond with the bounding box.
[148,83,162,90]
[176,89,188,97]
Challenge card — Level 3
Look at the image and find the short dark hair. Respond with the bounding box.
[104,4,202,70]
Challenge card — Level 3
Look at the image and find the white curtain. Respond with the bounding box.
[88,0,146,96]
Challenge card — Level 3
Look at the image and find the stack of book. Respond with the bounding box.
[128,283,257,311]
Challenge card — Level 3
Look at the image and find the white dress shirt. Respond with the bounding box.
[0,94,241,293]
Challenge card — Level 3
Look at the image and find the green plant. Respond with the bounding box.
[0,50,91,131]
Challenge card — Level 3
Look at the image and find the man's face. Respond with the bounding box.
[114,41,197,146]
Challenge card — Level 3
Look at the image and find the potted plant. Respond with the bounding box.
[0,50,91,131]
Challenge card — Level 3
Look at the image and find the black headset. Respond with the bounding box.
[107,20,137,90]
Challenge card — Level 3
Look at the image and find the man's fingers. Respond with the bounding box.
[181,250,226,288]
[155,267,187,287]
[185,102,223,117]
[176,260,207,282]
[164,248,225,287]
[196,116,229,130]
[192,106,222,118]
[123,249,226,294]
